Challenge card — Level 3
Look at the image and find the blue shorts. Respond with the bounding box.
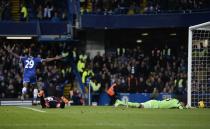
[23,75,37,85]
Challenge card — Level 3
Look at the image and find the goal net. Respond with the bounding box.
[188,21,210,108]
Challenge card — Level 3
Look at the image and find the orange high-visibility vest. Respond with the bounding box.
[107,83,117,96]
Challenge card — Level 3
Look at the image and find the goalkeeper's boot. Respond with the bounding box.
[114,99,123,107]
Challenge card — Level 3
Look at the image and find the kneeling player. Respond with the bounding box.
[114,98,185,109]
[38,90,69,108]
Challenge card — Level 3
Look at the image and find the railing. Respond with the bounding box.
[81,11,210,29]
[0,10,210,32]
[0,21,68,35]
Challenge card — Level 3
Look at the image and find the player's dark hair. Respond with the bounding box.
[60,102,65,109]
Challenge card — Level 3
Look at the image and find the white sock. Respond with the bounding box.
[22,87,27,95]
[33,89,38,102]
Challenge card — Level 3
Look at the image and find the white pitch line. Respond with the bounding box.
[16,106,46,113]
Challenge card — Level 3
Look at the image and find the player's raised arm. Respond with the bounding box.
[3,45,20,59]
[42,55,64,62]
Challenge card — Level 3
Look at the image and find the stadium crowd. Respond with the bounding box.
[80,45,187,99]
[0,0,68,21]
[1,0,210,21]
[0,42,187,104]
[80,0,210,15]
[31,0,68,21]
[0,0,10,21]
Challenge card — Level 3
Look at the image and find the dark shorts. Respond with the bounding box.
[23,75,36,84]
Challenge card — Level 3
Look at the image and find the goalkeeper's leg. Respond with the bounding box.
[127,102,141,108]
[114,100,141,108]
[40,96,46,108]
[38,90,46,108]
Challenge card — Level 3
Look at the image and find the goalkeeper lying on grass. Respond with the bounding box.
[38,90,69,108]
[114,98,185,109]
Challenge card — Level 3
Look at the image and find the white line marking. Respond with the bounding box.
[16,106,46,113]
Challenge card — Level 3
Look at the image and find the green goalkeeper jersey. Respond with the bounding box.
[141,99,183,109]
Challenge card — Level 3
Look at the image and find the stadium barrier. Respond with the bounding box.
[0,100,34,106]
[119,93,174,103]
[0,93,173,106]
[98,92,174,106]
[82,11,210,29]
[0,21,69,40]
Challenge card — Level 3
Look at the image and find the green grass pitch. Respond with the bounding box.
[0,106,210,129]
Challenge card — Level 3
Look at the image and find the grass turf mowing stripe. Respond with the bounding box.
[0,106,209,129]
[0,122,210,127]
[16,106,46,113]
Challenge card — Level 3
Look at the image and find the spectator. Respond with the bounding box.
[1,0,11,20]
[20,3,28,21]
[127,74,138,92]
[0,4,2,21]
[51,12,60,22]
[44,4,54,19]
[71,88,84,105]
[138,76,146,92]
[106,80,119,105]
[61,12,67,21]
[89,77,101,104]
[77,56,85,75]
[36,5,43,20]
[127,2,136,15]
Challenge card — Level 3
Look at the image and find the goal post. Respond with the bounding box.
[188,21,210,108]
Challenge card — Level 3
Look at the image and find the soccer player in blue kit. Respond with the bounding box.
[4,45,65,101]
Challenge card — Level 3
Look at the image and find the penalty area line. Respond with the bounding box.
[16,106,46,113]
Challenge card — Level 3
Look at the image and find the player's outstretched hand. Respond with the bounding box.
[55,55,63,60]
